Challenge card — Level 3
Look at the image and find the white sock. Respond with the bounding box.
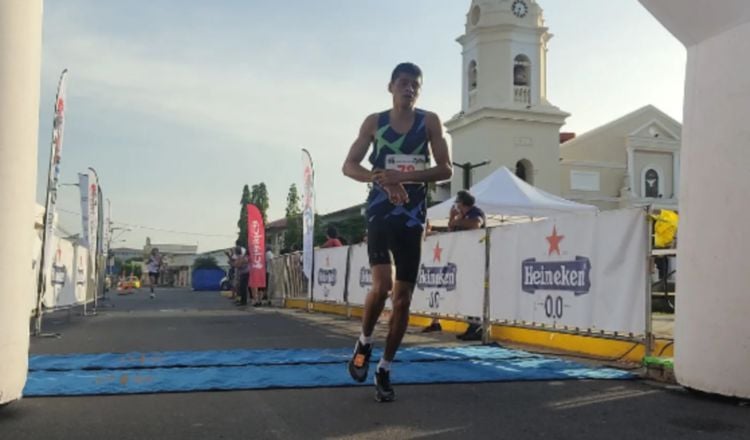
[359,333,373,345]
[377,358,392,372]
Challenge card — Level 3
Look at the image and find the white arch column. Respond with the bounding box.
[0,0,43,405]
[639,0,750,398]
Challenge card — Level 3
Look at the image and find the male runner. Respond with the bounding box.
[342,62,452,402]
[146,248,162,299]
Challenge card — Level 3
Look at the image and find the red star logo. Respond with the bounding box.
[546,226,564,256]
[433,242,443,263]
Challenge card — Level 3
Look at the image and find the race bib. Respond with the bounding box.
[385,154,427,173]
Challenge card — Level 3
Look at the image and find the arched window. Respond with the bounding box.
[513,54,530,86]
[516,159,533,184]
[468,60,478,91]
[644,168,660,198]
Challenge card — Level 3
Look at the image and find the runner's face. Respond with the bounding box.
[389,73,421,108]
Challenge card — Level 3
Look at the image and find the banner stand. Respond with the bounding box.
[307,256,314,312]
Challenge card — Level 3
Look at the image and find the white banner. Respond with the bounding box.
[411,229,486,318]
[489,208,646,334]
[346,243,370,306]
[102,199,111,262]
[345,243,394,309]
[78,172,90,247]
[42,237,87,308]
[302,149,315,279]
[74,247,89,301]
[40,70,68,292]
[312,246,349,303]
[87,169,99,270]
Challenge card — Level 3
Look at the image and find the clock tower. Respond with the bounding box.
[446,0,569,195]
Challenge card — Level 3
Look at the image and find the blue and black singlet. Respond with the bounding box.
[366,109,430,229]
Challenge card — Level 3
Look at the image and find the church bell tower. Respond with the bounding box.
[446,0,569,195]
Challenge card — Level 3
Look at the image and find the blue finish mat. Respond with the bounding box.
[24,346,633,397]
[29,346,539,371]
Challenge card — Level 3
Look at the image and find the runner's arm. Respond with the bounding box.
[342,114,378,183]
[373,112,452,185]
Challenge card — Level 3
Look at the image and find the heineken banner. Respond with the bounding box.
[489,208,647,334]
[44,235,73,308]
[301,149,315,279]
[43,237,87,308]
[312,246,349,303]
[411,229,485,318]
[346,243,370,306]
[346,243,393,309]
[246,204,266,289]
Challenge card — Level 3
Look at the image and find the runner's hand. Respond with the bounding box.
[383,183,409,205]
[373,169,403,186]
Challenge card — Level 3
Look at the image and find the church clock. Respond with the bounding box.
[512,0,528,18]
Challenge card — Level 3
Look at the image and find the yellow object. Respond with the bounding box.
[651,209,679,248]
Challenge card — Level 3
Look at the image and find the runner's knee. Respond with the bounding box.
[391,293,411,311]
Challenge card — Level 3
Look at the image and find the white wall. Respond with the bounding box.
[640,0,750,399]
[0,0,43,405]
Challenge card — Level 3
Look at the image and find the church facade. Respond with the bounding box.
[443,0,681,212]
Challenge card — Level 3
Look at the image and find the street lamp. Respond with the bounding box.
[453,160,491,190]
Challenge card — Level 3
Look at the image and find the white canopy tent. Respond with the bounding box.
[428,166,597,224]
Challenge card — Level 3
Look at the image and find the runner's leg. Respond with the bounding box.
[361,264,393,336]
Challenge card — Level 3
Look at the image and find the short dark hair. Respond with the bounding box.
[326,226,338,239]
[391,62,422,83]
[456,190,476,207]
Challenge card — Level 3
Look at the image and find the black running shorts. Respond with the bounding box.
[367,220,423,283]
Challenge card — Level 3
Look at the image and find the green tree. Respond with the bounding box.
[122,260,143,278]
[193,256,219,270]
[237,184,251,246]
[250,182,270,224]
[284,184,302,251]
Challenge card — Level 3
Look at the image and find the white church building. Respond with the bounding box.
[440,0,681,213]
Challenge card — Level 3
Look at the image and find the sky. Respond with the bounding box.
[37,0,686,252]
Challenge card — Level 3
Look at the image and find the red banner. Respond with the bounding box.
[247,204,266,288]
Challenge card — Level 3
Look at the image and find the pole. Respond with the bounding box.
[644,206,653,357]
[481,228,491,344]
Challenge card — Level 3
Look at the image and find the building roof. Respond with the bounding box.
[267,217,288,230]
[560,104,681,151]
[147,244,198,255]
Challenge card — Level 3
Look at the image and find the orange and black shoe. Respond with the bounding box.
[347,340,372,383]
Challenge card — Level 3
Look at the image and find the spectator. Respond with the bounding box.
[321,226,343,248]
[231,241,249,306]
[262,246,274,305]
[448,190,486,231]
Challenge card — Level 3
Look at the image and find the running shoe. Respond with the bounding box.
[347,340,372,383]
[374,368,395,402]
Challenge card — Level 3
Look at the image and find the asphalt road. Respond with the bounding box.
[1,288,748,440]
